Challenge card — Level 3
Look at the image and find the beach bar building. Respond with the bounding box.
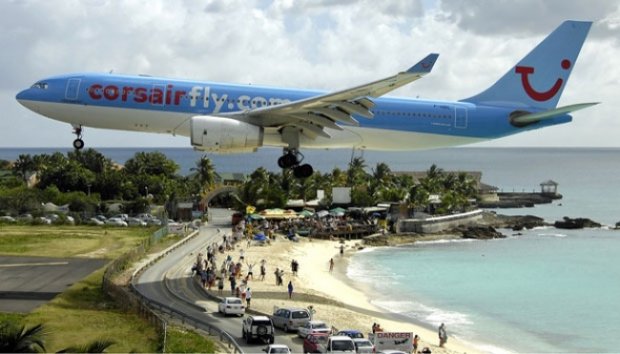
[540,180,559,195]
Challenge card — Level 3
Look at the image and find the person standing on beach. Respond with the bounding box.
[438,323,447,347]
[340,244,344,256]
[329,258,334,272]
[413,334,419,353]
[287,280,294,299]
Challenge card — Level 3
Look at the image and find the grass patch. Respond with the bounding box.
[165,326,218,353]
[0,225,156,258]
[25,269,160,352]
[1,225,218,352]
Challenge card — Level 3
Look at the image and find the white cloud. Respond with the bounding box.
[1,0,619,147]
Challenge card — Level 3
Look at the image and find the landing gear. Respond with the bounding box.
[72,126,84,150]
[278,148,313,178]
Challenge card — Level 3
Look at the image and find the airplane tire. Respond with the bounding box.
[294,164,313,178]
[278,153,298,169]
[73,139,84,150]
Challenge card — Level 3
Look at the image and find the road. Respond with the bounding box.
[134,208,305,353]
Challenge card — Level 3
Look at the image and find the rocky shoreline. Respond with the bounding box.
[364,212,610,247]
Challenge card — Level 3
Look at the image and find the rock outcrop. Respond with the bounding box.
[554,217,602,229]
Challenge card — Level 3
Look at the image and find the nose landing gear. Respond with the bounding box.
[72,126,84,150]
[278,149,313,178]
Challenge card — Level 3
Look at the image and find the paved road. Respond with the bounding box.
[0,256,107,312]
[134,209,305,353]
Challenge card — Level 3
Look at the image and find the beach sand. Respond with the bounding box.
[220,235,482,354]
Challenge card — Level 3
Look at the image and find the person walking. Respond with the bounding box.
[438,323,447,347]
[329,258,334,272]
[245,287,252,308]
[287,280,294,299]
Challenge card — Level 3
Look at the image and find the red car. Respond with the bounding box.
[303,333,329,353]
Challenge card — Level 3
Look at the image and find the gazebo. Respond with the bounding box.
[540,180,559,195]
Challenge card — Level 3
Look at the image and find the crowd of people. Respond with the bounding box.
[190,216,303,310]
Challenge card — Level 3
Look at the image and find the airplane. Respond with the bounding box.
[16,20,597,178]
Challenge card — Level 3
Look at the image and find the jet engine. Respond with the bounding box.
[190,116,263,153]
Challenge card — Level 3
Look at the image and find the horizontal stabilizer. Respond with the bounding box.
[511,102,599,125]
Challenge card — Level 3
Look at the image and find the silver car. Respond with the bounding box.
[271,307,311,332]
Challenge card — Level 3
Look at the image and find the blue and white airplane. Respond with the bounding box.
[16,20,597,177]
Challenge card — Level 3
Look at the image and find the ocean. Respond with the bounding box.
[1,147,619,352]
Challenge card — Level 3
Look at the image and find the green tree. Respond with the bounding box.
[12,154,36,183]
[190,156,217,192]
[347,157,368,186]
[124,152,178,178]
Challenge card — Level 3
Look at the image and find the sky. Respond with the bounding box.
[1,0,619,148]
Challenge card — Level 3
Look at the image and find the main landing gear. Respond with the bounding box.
[72,126,84,150]
[278,149,313,178]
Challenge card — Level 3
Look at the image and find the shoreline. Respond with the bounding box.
[230,235,488,354]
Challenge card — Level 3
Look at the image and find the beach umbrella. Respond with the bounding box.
[298,210,314,217]
[249,213,264,220]
[316,210,329,218]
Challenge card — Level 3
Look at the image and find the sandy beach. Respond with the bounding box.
[212,234,483,354]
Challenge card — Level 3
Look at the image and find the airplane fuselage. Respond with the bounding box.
[16,72,570,151]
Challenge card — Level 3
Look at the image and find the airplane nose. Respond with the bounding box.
[16,88,38,111]
[16,89,29,103]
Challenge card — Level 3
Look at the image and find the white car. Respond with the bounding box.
[126,217,147,227]
[105,217,128,227]
[353,338,375,354]
[88,217,105,226]
[262,344,291,354]
[0,216,16,223]
[297,320,331,338]
[218,297,245,316]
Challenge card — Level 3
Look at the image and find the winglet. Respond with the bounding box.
[406,53,439,74]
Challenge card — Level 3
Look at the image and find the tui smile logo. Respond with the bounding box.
[515,59,571,101]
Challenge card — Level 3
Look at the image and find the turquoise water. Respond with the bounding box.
[348,229,620,352]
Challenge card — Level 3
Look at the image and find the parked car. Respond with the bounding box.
[35,216,52,225]
[316,335,355,353]
[298,320,331,338]
[218,297,245,316]
[242,315,275,344]
[105,217,128,227]
[271,307,311,332]
[337,330,364,339]
[126,217,147,227]
[262,344,291,354]
[0,216,16,223]
[303,333,329,354]
[112,213,129,221]
[353,338,375,354]
[146,218,162,226]
[88,217,105,226]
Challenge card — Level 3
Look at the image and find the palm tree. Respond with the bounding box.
[0,322,46,353]
[12,154,36,183]
[190,156,217,192]
[347,157,368,186]
[57,339,115,353]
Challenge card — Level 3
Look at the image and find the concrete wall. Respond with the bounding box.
[396,209,483,233]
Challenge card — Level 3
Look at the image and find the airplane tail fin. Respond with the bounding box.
[462,20,592,109]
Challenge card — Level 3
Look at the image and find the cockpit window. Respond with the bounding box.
[31,82,48,89]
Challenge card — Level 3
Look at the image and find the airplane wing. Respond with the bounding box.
[222,53,439,139]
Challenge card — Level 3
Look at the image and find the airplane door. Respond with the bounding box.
[455,106,467,129]
[65,78,81,100]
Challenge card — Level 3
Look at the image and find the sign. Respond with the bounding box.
[369,332,413,352]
